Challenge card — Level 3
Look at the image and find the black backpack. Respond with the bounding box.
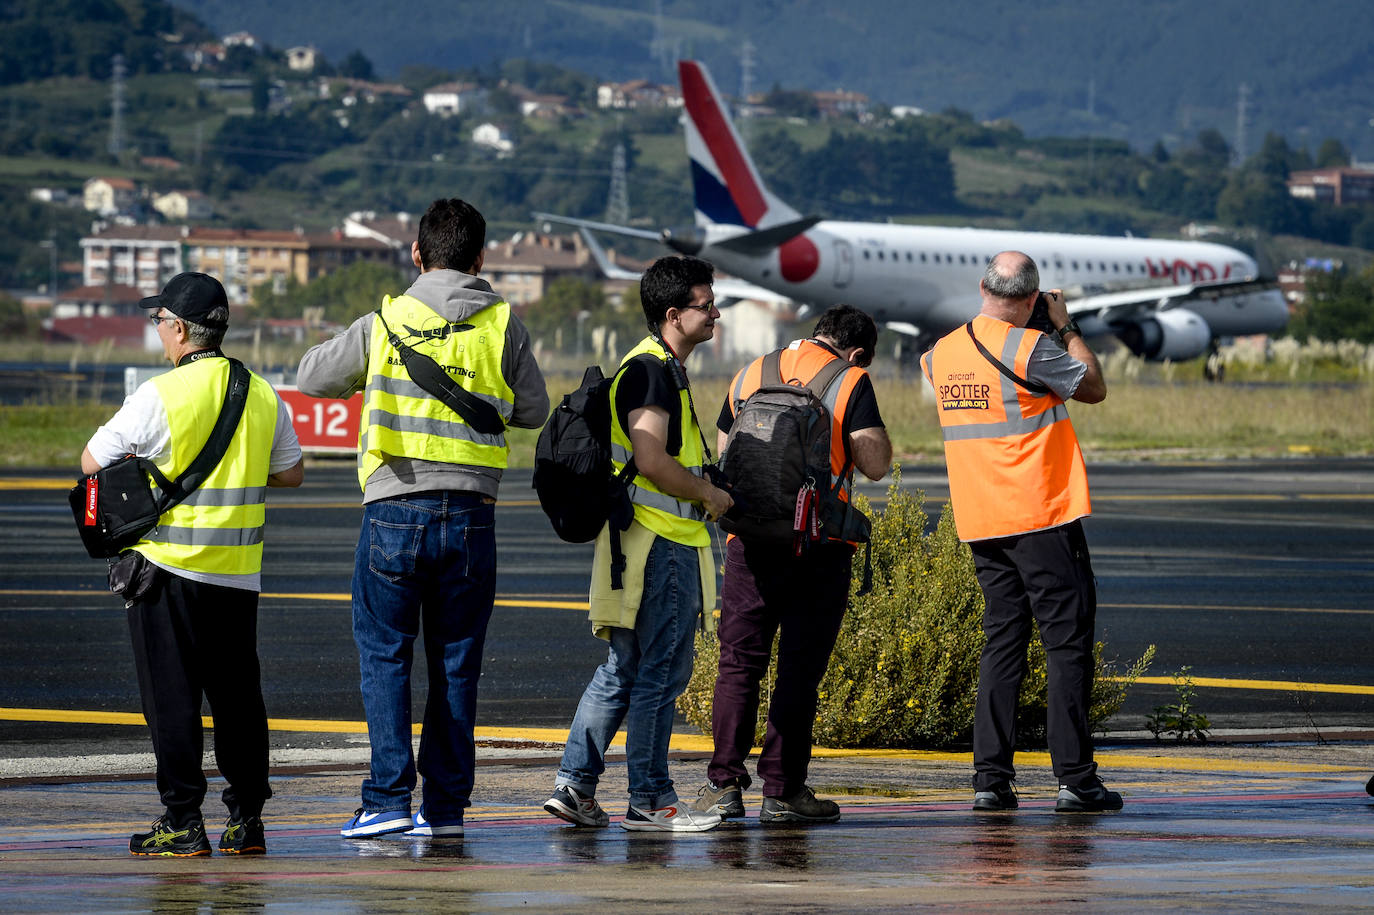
[720,349,872,561]
[533,365,637,588]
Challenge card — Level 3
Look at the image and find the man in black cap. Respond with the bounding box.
[81,272,304,856]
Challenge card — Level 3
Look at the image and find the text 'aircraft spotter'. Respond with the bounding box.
[538,59,1289,362]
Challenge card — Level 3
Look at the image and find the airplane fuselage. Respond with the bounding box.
[697,221,1289,339]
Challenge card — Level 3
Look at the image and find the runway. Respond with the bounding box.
[1,459,1372,760]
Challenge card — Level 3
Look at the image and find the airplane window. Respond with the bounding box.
[958,254,966,264]
[946,253,953,262]
[1125,263,1133,273]
[1071,260,1079,270]
[1055,260,1063,269]
[877,251,884,261]
[1099,262,1107,272]
[1113,263,1120,272]
[920,252,927,263]
[1085,262,1092,271]
[863,250,870,260]
[906,252,912,262]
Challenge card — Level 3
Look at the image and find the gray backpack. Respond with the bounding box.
[719,349,868,549]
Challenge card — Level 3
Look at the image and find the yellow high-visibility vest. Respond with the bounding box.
[609,336,709,547]
[135,358,279,576]
[358,294,514,490]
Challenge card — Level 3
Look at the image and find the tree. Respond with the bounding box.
[1216,168,1299,234]
[764,83,818,119]
[1315,137,1351,168]
[252,261,408,325]
[523,277,604,347]
[1289,265,1374,343]
[339,50,375,81]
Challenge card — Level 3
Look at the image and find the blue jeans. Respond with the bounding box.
[352,492,496,820]
[556,535,702,810]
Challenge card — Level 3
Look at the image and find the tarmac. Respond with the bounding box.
[2,731,1373,912]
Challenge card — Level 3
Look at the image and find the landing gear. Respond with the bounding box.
[1203,340,1224,383]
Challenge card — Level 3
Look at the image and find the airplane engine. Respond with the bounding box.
[1114,308,1212,361]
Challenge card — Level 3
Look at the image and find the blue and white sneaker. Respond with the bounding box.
[340,807,412,838]
[405,807,463,838]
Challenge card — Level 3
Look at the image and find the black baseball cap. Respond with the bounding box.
[139,272,229,329]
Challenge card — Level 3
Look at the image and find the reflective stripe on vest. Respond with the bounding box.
[610,337,709,547]
[924,315,1091,541]
[135,359,277,576]
[358,295,514,490]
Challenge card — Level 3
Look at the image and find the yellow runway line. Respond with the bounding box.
[0,477,71,490]
[1126,674,1374,695]
[1102,602,1374,616]
[0,708,1362,775]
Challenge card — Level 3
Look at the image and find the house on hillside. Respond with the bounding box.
[286,46,319,72]
[342,211,420,277]
[423,82,488,117]
[1287,167,1374,206]
[80,225,184,296]
[182,227,392,304]
[596,79,682,110]
[83,177,139,216]
[813,89,869,119]
[152,190,213,222]
[502,83,577,119]
[472,123,515,155]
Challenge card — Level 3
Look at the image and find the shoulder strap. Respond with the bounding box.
[965,323,1050,396]
[375,309,505,436]
[804,353,851,399]
[155,358,253,511]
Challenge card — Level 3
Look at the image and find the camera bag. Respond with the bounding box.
[69,359,251,559]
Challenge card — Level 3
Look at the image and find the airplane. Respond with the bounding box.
[538,59,1290,363]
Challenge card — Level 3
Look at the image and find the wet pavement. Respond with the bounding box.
[3,739,1373,911]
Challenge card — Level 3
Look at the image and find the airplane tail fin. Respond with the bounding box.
[679,60,800,231]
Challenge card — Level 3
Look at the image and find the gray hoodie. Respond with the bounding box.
[296,268,549,502]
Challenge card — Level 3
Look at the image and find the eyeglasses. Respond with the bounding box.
[677,302,717,313]
[149,312,172,327]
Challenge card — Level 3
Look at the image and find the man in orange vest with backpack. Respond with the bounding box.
[693,305,892,825]
[922,250,1120,813]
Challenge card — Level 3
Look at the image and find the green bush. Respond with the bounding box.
[679,471,1153,748]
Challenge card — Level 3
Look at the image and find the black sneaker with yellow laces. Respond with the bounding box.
[129,814,211,857]
[218,815,266,855]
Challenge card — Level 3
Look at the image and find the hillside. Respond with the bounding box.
[173,0,1374,157]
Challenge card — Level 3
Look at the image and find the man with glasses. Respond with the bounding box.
[82,272,304,856]
[692,305,891,825]
[543,255,733,832]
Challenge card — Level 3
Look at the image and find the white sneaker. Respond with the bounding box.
[404,807,463,837]
[621,802,722,832]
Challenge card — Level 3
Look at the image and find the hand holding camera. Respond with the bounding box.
[1027,289,1068,335]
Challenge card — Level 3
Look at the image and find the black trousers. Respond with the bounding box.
[969,520,1098,791]
[708,537,852,798]
[126,566,271,826]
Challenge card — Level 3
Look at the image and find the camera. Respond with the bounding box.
[703,464,749,519]
[1026,291,1056,334]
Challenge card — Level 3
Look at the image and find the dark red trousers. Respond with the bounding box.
[707,536,852,798]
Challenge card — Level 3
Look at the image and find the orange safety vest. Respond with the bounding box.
[726,338,867,507]
[921,314,1090,542]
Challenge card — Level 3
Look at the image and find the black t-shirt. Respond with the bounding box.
[615,353,685,456]
[716,354,885,437]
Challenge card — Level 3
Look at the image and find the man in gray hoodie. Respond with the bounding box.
[297,198,548,839]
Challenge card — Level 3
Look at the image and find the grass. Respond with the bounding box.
[12,371,1369,470]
